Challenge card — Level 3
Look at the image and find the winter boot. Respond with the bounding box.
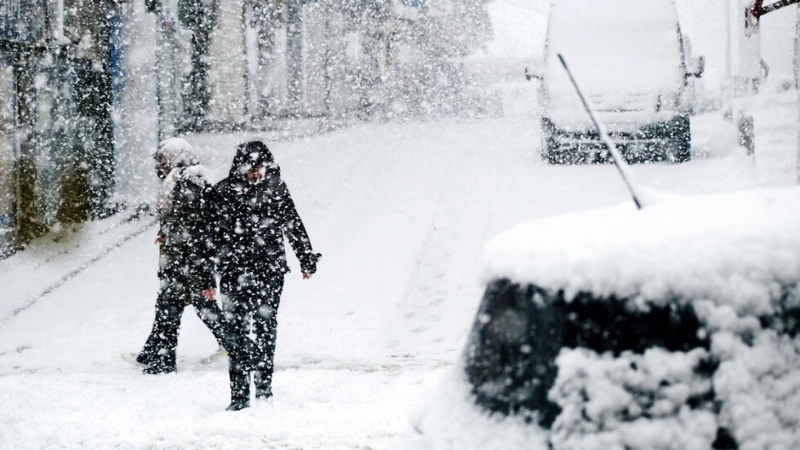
[255,388,272,401]
[143,349,177,375]
[228,368,251,410]
[226,399,251,411]
[135,351,155,366]
[227,383,251,411]
[254,370,272,400]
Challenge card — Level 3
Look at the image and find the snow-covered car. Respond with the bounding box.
[539,0,704,164]
[414,188,800,450]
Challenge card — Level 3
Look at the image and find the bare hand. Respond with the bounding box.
[201,288,216,300]
[155,235,165,245]
[302,273,313,280]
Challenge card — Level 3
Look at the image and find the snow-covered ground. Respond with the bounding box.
[0,84,797,448]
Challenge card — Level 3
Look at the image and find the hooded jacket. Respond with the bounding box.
[208,141,320,279]
[154,138,216,291]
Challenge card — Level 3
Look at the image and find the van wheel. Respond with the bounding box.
[542,119,562,165]
[672,143,691,163]
[542,132,564,164]
[545,141,566,165]
[669,116,692,163]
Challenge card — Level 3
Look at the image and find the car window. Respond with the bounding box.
[464,278,708,427]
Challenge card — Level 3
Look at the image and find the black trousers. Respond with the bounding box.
[220,272,285,402]
[139,280,228,370]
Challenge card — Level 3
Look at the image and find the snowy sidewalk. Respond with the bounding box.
[0,116,353,329]
[0,209,157,327]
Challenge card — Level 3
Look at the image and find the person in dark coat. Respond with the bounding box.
[209,140,320,411]
[134,138,230,374]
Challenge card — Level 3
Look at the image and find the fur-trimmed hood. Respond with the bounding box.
[155,138,210,215]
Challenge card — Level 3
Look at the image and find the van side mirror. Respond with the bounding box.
[695,56,705,77]
[525,67,543,81]
[689,56,705,78]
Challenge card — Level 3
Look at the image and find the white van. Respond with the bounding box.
[539,0,704,164]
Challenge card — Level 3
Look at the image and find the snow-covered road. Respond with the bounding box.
[0,108,792,448]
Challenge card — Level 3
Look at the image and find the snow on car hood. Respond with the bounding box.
[482,187,800,318]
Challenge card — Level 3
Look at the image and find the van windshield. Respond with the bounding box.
[545,0,683,96]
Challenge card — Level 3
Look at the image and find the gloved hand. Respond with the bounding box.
[300,252,322,276]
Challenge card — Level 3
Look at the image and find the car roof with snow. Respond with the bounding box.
[482,187,800,317]
[415,187,800,450]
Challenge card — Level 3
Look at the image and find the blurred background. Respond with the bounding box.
[0,0,798,255]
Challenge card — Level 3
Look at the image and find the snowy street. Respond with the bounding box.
[1,92,794,448]
[3,0,800,446]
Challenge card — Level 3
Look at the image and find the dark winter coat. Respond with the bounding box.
[208,142,319,280]
[158,166,216,292]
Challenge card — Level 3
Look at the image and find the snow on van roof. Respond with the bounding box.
[482,187,800,316]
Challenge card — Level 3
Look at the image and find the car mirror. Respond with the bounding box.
[695,56,706,77]
[689,56,705,78]
[525,67,542,81]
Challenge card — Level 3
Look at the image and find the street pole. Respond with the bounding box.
[60,0,117,220]
[730,1,762,156]
[156,16,179,141]
[180,0,217,131]
[726,0,733,97]
[796,4,800,183]
[748,1,800,182]
[256,2,280,118]
[15,46,44,240]
[286,1,303,118]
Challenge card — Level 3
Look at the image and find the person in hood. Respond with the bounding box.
[208,140,320,411]
[133,138,231,374]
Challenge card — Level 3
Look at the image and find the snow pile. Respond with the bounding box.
[483,187,800,317]
[412,369,549,450]
[711,328,800,449]
[546,323,800,449]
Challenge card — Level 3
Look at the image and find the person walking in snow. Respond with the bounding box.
[132,138,230,374]
[208,140,320,411]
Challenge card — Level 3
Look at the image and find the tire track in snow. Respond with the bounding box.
[384,188,491,359]
[0,355,451,376]
[196,355,452,374]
